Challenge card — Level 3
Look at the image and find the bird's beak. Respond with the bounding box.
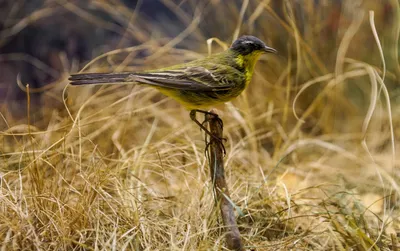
[263,45,277,54]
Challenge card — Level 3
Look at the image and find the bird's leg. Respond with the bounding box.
[201,113,224,129]
[191,109,224,129]
[190,109,226,155]
[190,109,225,139]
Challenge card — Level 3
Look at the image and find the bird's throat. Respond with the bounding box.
[236,53,262,86]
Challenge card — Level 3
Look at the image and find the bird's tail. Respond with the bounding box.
[69,72,132,85]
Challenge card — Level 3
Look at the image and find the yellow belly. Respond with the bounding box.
[155,85,245,110]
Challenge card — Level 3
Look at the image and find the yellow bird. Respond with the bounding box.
[69,35,276,147]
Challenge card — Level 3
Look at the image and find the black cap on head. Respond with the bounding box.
[230,35,276,55]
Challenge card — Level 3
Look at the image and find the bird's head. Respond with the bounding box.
[230,35,276,56]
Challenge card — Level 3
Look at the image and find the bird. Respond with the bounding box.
[69,35,276,149]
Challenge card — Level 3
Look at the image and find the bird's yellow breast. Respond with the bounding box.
[235,52,263,88]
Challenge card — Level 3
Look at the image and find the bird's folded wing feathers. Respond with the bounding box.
[133,66,235,91]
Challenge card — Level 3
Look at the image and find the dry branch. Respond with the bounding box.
[205,112,243,251]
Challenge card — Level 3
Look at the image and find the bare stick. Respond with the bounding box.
[205,111,243,251]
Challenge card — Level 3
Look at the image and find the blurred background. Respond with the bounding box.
[0,0,399,250]
[1,0,396,116]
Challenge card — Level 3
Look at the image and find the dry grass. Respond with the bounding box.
[1,0,400,250]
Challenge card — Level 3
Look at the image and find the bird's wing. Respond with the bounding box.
[132,64,242,91]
